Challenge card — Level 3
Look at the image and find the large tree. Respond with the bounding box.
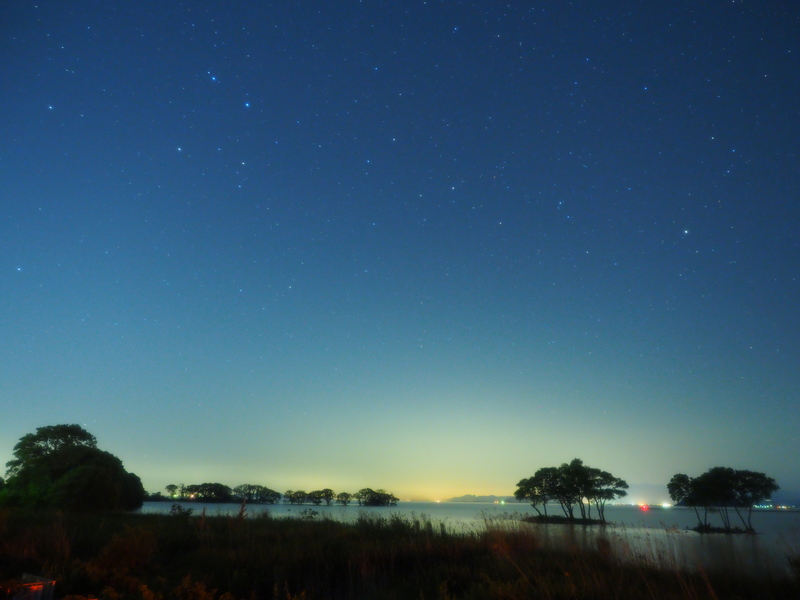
[515,459,627,523]
[5,424,97,479]
[2,424,145,510]
[667,467,779,532]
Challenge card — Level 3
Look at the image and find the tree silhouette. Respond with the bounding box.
[515,459,627,523]
[2,424,144,510]
[667,467,778,532]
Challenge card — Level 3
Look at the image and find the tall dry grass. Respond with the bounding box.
[0,507,797,599]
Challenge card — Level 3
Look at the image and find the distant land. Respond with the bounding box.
[446,485,799,507]
[447,494,515,503]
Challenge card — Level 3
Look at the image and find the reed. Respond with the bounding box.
[0,507,797,599]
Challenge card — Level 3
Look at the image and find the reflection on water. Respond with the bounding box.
[137,501,800,575]
[510,521,791,577]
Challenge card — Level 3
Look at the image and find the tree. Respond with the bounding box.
[515,459,627,523]
[587,469,628,523]
[694,467,738,529]
[356,488,398,506]
[667,473,692,504]
[185,483,232,502]
[165,484,179,498]
[5,424,97,479]
[668,473,705,526]
[239,485,282,504]
[514,466,560,516]
[2,424,145,510]
[233,484,258,502]
[732,470,779,530]
[260,487,282,504]
[667,468,779,532]
[49,452,145,511]
[557,459,589,519]
[307,490,324,505]
[290,490,308,504]
[305,489,336,505]
[336,492,352,506]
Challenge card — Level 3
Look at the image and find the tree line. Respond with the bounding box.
[161,483,398,506]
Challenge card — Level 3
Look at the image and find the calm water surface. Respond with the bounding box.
[137,501,800,575]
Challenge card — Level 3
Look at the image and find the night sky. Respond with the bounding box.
[2,1,798,503]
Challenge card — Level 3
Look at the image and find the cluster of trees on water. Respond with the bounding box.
[514,459,780,533]
[0,424,145,510]
[668,467,779,532]
[161,483,398,506]
[282,488,398,506]
[514,458,629,523]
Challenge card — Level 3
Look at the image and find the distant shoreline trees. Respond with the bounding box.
[514,459,628,524]
[355,488,399,506]
[161,483,398,507]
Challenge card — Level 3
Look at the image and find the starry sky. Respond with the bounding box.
[2,1,799,503]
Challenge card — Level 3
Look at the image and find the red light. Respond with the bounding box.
[639,504,649,511]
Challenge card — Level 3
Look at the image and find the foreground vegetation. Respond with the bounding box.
[1,508,798,600]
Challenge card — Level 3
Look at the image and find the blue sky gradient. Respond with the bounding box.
[2,1,798,502]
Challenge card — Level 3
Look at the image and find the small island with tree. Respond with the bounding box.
[514,458,628,524]
[668,467,779,533]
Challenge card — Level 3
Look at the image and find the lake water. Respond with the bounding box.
[136,501,800,576]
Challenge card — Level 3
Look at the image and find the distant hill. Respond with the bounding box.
[447,494,515,503]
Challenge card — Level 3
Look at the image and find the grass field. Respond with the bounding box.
[1,507,798,599]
